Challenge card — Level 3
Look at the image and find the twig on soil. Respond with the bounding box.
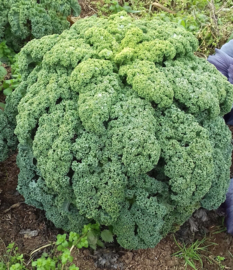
[70,244,75,254]
[152,2,175,14]
[194,52,207,60]
[29,243,54,257]
[3,202,24,213]
[27,243,54,265]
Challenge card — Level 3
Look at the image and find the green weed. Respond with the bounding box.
[215,256,225,269]
[172,235,216,270]
[96,0,143,16]
[0,242,26,270]
[211,218,227,235]
[0,54,21,97]
[0,41,15,65]
[0,41,21,100]
[0,223,113,270]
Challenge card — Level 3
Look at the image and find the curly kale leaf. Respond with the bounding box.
[0,0,81,51]
[9,12,233,250]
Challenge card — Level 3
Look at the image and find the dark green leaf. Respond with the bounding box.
[0,102,5,109]
[87,230,98,247]
[97,239,105,248]
[3,88,12,95]
[0,66,7,80]
[89,243,97,250]
[3,80,11,88]
[101,230,113,243]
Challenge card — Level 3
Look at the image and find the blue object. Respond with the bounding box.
[225,178,233,234]
[208,40,233,233]
[208,40,233,125]
[208,40,233,83]
[207,39,233,125]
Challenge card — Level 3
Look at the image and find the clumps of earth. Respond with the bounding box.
[93,248,124,269]
[81,243,125,269]
[175,208,226,245]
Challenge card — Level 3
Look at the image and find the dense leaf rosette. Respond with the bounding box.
[8,12,233,249]
[0,0,81,51]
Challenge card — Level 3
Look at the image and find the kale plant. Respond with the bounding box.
[0,0,81,51]
[6,12,233,249]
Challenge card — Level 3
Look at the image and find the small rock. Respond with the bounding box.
[19,229,38,238]
[194,208,209,222]
[189,217,198,233]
